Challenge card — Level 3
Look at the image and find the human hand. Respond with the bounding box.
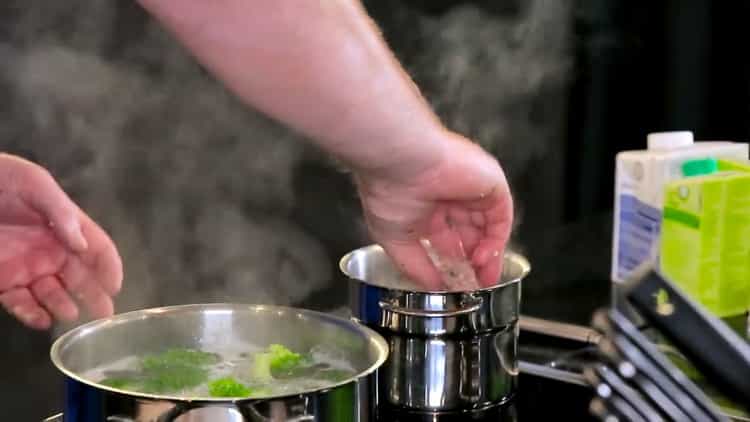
[0,154,123,329]
[354,130,513,290]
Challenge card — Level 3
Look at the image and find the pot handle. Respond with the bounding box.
[378,296,482,318]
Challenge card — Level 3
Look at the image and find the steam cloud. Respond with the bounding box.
[395,1,573,240]
[0,0,571,331]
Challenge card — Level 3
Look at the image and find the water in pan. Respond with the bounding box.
[82,342,358,399]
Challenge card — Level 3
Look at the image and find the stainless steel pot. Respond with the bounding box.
[339,244,530,414]
[50,303,389,422]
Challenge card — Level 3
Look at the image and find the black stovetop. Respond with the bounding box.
[378,373,595,421]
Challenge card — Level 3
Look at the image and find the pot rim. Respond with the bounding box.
[50,303,389,403]
[339,244,531,293]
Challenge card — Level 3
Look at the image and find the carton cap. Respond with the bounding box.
[647,131,694,150]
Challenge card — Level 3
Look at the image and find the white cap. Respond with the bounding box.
[647,131,694,150]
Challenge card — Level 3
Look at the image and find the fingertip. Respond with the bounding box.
[478,256,502,287]
[65,220,88,252]
[60,259,115,320]
[12,305,52,330]
[90,290,115,320]
[30,312,52,330]
[98,299,114,319]
[107,250,124,296]
[61,304,80,322]
[90,296,114,320]
[49,215,88,253]
[0,288,52,329]
[93,244,124,296]
[472,246,497,267]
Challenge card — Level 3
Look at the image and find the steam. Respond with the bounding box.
[0,0,571,334]
[405,1,573,246]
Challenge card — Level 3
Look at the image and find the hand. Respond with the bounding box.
[0,154,123,329]
[355,130,513,290]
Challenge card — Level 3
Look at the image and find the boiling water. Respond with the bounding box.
[83,343,358,398]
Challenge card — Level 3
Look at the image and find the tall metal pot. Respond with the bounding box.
[339,244,530,415]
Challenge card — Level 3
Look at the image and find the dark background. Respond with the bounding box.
[2,0,750,419]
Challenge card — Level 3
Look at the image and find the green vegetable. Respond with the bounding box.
[208,377,252,397]
[268,344,303,373]
[140,366,209,394]
[135,348,219,393]
[251,344,305,380]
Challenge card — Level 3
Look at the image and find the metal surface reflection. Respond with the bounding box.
[381,328,517,411]
[341,245,529,414]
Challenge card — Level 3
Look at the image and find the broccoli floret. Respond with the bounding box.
[268,344,303,373]
[208,377,252,397]
[250,344,305,381]
[139,366,209,394]
[136,348,219,394]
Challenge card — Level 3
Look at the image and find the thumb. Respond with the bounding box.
[45,207,88,253]
[24,181,88,253]
[2,155,88,252]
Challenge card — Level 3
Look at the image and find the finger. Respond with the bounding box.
[77,211,123,296]
[471,196,513,267]
[426,206,468,259]
[472,213,507,286]
[0,287,52,330]
[447,207,471,225]
[478,254,502,287]
[60,257,114,319]
[1,154,88,252]
[0,228,66,291]
[447,207,482,254]
[456,223,481,257]
[30,275,79,322]
[379,240,443,290]
[471,212,485,227]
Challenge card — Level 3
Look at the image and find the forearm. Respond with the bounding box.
[137,0,446,177]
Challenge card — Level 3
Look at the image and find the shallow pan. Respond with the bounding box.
[49,303,389,422]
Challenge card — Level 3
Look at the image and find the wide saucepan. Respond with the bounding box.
[48,303,389,422]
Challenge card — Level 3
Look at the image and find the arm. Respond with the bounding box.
[137,0,512,288]
[136,0,445,179]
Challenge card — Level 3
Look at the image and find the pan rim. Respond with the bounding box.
[50,302,389,402]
